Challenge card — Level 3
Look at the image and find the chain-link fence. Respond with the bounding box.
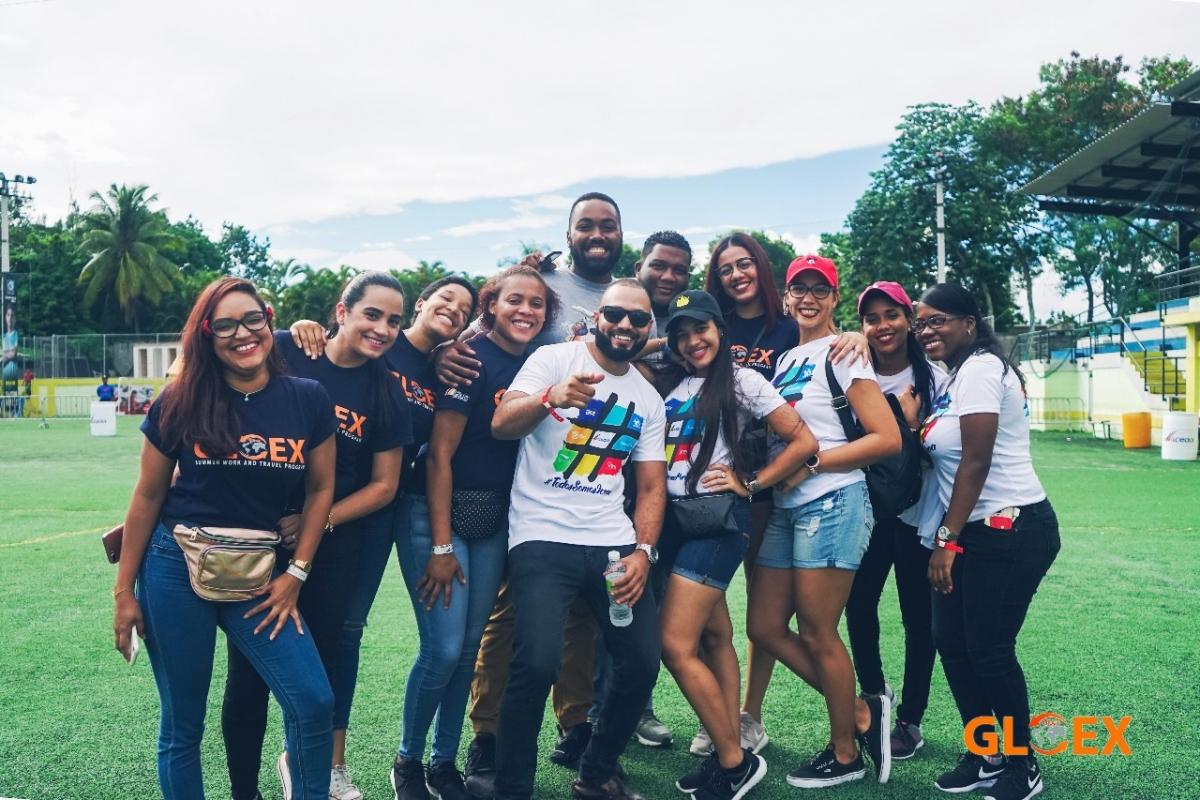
[18,333,181,380]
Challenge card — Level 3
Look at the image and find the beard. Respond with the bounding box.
[570,237,623,278]
[594,327,647,362]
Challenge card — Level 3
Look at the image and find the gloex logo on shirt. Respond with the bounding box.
[193,434,306,467]
[549,393,642,488]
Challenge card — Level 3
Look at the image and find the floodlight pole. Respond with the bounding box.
[935,178,947,284]
[1,172,37,398]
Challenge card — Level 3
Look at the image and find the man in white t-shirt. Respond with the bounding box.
[490,280,667,800]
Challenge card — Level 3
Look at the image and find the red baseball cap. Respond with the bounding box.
[857,281,914,315]
[786,254,839,289]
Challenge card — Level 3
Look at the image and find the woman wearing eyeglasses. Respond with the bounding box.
[701,236,868,757]
[221,272,412,800]
[747,255,901,789]
[844,282,945,764]
[916,285,1058,800]
[112,277,338,800]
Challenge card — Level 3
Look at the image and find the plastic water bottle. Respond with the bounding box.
[604,550,632,628]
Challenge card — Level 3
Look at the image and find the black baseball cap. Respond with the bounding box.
[666,290,723,334]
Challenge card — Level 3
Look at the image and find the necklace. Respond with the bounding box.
[230,380,269,402]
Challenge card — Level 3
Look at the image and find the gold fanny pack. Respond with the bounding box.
[171,524,282,602]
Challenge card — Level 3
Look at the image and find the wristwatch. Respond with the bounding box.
[635,543,659,564]
[935,526,964,553]
[805,453,821,476]
[432,543,455,556]
[288,558,313,573]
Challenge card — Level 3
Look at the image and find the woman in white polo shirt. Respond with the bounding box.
[916,284,1059,800]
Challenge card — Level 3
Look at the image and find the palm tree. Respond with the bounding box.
[78,184,181,332]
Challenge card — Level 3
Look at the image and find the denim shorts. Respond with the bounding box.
[662,499,751,591]
[757,481,874,571]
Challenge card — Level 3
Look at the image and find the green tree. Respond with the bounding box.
[220,223,273,284]
[77,185,182,332]
[9,219,94,336]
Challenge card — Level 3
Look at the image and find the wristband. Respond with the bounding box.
[936,539,964,554]
[285,564,309,582]
[540,386,565,422]
[432,543,455,556]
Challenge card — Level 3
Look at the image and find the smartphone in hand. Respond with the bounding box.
[122,630,140,666]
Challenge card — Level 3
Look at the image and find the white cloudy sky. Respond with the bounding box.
[3,0,1199,318]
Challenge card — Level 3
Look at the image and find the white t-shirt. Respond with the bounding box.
[896,362,948,547]
[921,352,1045,522]
[876,365,914,398]
[506,342,667,548]
[771,335,878,508]
[664,367,786,497]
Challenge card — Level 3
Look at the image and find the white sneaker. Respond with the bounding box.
[689,723,715,757]
[277,752,293,800]
[739,712,769,754]
[329,764,363,800]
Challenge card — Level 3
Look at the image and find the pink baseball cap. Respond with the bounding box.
[857,281,913,315]
[786,254,839,289]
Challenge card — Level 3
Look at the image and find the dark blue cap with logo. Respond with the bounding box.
[666,290,723,334]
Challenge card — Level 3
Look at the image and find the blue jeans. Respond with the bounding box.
[396,495,509,764]
[138,522,333,800]
[330,505,400,730]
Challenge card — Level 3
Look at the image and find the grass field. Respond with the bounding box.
[1,419,1198,800]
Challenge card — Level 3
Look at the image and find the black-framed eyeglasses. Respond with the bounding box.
[717,257,757,278]
[599,306,653,328]
[785,282,833,300]
[913,314,965,334]
[208,310,270,338]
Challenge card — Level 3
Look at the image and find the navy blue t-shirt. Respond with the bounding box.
[725,313,800,381]
[141,376,336,531]
[383,330,439,492]
[427,334,526,493]
[275,332,412,501]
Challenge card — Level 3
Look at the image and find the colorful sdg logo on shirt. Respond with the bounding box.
[772,359,815,405]
[664,396,704,467]
[554,393,644,480]
[921,390,952,442]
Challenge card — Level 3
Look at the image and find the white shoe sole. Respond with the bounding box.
[635,731,674,747]
[730,755,767,800]
[786,767,867,788]
[934,776,1001,793]
[875,694,892,784]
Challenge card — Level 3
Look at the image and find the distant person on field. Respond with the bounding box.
[97,374,117,402]
[111,277,338,800]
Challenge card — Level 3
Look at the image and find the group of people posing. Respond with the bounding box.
[111,192,1060,800]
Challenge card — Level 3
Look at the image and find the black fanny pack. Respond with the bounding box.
[666,492,740,541]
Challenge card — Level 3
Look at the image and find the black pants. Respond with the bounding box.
[222,526,362,800]
[845,517,936,725]
[932,499,1059,751]
[494,541,661,800]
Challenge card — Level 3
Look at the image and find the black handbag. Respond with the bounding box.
[666,492,740,541]
[450,489,510,540]
[824,360,924,522]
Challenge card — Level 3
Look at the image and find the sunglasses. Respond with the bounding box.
[599,305,653,328]
[204,309,272,338]
[786,283,833,299]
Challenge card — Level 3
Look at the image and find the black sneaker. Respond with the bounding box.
[982,757,1042,800]
[676,754,719,794]
[934,752,1006,793]
[570,775,647,800]
[463,733,496,800]
[785,746,866,789]
[390,757,431,800]
[694,751,767,800]
[857,692,892,783]
[890,720,925,760]
[550,722,593,769]
[426,761,470,800]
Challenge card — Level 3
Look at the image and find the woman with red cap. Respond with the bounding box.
[747,255,901,790]
[844,281,945,764]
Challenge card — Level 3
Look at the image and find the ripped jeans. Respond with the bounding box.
[757,481,874,571]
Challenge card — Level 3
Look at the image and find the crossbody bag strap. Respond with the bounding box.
[824,357,863,443]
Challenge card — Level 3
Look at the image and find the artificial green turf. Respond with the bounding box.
[1,420,1197,799]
